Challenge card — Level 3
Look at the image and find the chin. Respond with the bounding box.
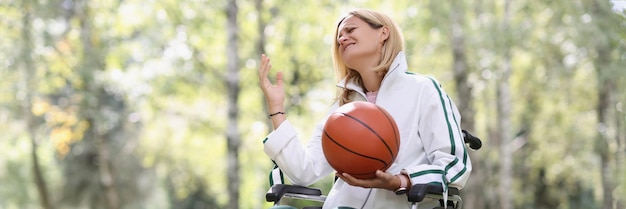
[341,53,357,63]
[341,55,363,68]
[342,59,356,69]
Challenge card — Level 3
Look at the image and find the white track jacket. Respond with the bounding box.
[263,52,472,209]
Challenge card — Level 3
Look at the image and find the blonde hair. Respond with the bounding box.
[331,9,405,105]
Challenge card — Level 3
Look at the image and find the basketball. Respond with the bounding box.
[321,101,400,179]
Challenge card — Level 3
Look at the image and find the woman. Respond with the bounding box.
[258,8,471,209]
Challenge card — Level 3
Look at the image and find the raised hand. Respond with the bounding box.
[258,54,286,128]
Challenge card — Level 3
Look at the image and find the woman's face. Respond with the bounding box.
[336,15,386,69]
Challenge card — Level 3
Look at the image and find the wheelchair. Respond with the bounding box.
[266,130,482,209]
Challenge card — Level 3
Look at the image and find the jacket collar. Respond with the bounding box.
[336,51,408,93]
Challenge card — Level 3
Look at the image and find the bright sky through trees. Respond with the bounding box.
[612,0,626,11]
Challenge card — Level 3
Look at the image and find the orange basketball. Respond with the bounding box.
[321,101,400,179]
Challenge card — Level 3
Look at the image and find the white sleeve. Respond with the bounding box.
[263,119,334,186]
[403,78,472,189]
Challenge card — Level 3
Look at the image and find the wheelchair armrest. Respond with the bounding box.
[266,184,323,203]
[407,184,460,203]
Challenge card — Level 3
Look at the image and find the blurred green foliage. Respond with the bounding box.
[0,0,625,209]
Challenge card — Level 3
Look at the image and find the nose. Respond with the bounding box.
[338,36,348,45]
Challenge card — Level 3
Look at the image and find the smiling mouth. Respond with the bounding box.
[343,43,355,52]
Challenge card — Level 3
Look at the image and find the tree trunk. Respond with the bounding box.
[21,1,53,209]
[255,0,266,56]
[617,103,625,209]
[225,0,241,208]
[593,49,615,209]
[76,1,120,208]
[97,133,120,209]
[497,0,513,209]
[590,1,619,208]
[450,1,474,131]
[449,2,483,208]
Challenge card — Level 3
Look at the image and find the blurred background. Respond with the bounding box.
[1,0,625,208]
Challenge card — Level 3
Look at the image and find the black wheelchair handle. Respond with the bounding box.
[266,184,323,203]
[407,184,460,203]
[462,130,482,150]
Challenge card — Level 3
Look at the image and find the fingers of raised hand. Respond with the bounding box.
[259,54,271,76]
[259,54,273,87]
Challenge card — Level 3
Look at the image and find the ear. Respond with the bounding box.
[379,26,389,43]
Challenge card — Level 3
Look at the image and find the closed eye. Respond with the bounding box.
[337,27,357,42]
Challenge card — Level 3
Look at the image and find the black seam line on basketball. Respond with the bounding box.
[427,77,456,155]
[323,130,388,167]
[375,105,399,157]
[339,112,395,159]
